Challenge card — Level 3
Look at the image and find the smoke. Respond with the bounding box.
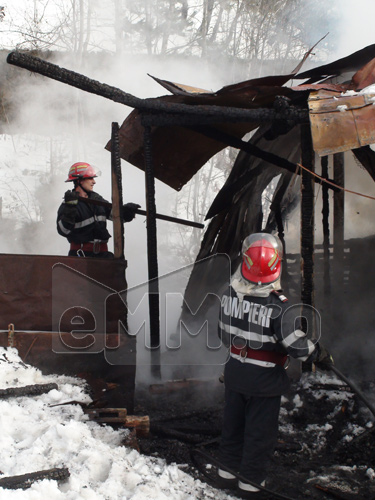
[2,0,375,389]
[334,0,375,59]
[0,17,235,387]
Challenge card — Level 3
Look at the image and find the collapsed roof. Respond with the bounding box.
[108,44,375,194]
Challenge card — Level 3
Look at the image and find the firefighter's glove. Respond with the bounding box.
[122,202,140,222]
[64,190,79,206]
[314,344,334,371]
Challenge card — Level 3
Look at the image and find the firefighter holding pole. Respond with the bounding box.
[57,162,139,257]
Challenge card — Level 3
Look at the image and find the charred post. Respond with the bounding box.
[300,124,315,368]
[143,123,161,377]
[111,122,125,259]
[321,156,331,296]
[333,153,345,289]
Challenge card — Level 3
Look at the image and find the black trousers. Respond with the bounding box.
[219,386,281,483]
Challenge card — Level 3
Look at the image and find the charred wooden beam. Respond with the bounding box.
[321,156,331,296]
[153,407,218,423]
[150,424,205,444]
[300,124,315,372]
[111,122,125,259]
[84,408,150,436]
[84,407,128,423]
[0,383,58,398]
[0,468,69,490]
[141,108,309,127]
[189,124,338,187]
[6,51,309,123]
[186,125,338,221]
[333,153,345,290]
[143,125,161,377]
[149,378,211,394]
[300,124,315,309]
[124,415,150,437]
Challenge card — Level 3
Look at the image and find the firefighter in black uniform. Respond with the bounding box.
[217,233,332,498]
[57,162,139,257]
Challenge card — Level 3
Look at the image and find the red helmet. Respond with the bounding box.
[65,162,99,182]
[241,233,283,284]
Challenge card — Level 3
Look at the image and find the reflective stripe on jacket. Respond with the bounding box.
[57,191,112,243]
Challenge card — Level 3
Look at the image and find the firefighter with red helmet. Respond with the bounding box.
[57,162,140,257]
[217,233,332,498]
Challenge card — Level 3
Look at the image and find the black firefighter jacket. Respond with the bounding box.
[57,191,112,243]
[218,285,319,397]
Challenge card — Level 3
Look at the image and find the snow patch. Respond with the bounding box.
[0,347,233,500]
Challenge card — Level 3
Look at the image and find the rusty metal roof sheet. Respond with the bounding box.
[309,90,375,156]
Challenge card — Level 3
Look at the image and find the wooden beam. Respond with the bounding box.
[300,124,315,373]
[321,156,331,296]
[143,125,161,378]
[111,122,125,259]
[333,152,345,288]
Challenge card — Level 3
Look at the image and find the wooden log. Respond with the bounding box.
[0,468,69,490]
[83,408,150,437]
[0,383,58,399]
[150,424,205,444]
[149,378,210,395]
[84,408,128,423]
[124,415,150,437]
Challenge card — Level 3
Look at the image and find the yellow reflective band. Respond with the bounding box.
[268,250,278,268]
[244,254,253,269]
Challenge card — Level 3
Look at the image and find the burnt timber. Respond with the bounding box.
[4,44,375,395]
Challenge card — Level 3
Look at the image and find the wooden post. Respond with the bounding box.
[300,124,315,309]
[300,124,315,370]
[321,156,331,296]
[111,122,124,259]
[143,124,161,378]
[333,152,345,288]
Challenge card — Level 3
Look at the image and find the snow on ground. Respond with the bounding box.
[0,347,234,500]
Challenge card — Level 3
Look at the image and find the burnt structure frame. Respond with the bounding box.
[6,50,324,359]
